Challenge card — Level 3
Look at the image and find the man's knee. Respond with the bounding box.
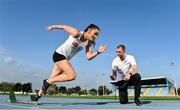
[134,74,141,81]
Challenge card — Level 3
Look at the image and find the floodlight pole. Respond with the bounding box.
[170,62,177,96]
[102,73,105,96]
[96,74,98,96]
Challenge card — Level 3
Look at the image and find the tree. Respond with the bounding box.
[98,85,107,96]
[66,86,81,95]
[88,88,97,95]
[67,88,73,96]
[83,89,88,95]
[80,89,88,95]
[0,82,14,93]
[74,86,81,95]
[78,90,84,96]
[98,85,112,96]
[13,83,22,92]
[47,84,58,95]
[178,87,180,96]
[106,88,113,95]
[22,83,32,94]
[59,86,67,94]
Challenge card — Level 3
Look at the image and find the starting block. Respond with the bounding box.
[30,95,38,101]
[6,93,40,105]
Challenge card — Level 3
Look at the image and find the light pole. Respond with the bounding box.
[102,73,105,96]
[170,62,177,96]
[96,74,99,96]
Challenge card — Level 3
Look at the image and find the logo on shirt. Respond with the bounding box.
[72,42,79,47]
[72,42,83,50]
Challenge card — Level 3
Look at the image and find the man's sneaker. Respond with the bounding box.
[135,98,141,106]
[42,79,51,95]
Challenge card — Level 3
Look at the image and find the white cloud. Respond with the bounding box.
[0,47,15,65]
[0,47,49,89]
[3,56,15,64]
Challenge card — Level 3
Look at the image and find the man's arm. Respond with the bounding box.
[111,60,117,80]
[110,69,117,80]
[124,64,138,80]
[130,64,138,75]
[47,25,80,37]
[129,55,138,76]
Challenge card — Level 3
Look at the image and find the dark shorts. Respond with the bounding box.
[53,51,67,62]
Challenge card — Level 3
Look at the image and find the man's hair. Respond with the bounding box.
[84,24,100,32]
[117,44,126,52]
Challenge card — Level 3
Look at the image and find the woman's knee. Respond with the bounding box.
[67,73,76,81]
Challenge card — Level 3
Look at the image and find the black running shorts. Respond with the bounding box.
[53,51,66,62]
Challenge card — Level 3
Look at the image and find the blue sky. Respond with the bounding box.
[0,0,180,89]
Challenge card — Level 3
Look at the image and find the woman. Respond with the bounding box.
[35,24,107,101]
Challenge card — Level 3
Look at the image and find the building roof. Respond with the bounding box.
[110,76,174,87]
[141,76,174,86]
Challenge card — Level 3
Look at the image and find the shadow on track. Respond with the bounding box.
[41,100,151,106]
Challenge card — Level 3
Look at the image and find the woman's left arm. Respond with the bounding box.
[86,42,107,61]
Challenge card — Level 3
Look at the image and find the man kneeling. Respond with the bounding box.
[110,44,141,106]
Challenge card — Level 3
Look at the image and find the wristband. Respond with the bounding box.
[97,50,100,54]
[129,73,132,76]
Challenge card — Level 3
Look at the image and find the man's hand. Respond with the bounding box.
[124,74,131,81]
[110,75,116,80]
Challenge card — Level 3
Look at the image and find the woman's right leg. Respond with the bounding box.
[47,59,76,84]
[48,64,64,81]
[38,59,76,96]
[38,65,63,96]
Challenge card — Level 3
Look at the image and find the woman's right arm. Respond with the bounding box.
[47,25,80,37]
